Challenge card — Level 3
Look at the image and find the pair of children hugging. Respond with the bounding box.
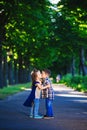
[23,69,54,119]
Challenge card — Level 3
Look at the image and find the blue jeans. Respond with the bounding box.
[45,98,53,117]
[34,99,40,116]
[30,99,40,116]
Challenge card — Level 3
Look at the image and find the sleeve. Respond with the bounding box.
[45,79,50,85]
[35,81,40,86]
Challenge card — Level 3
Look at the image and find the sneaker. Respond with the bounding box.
[34,115,43,119]
[44,115,54,119]
[44,115,47,117]
[29,115,33,118]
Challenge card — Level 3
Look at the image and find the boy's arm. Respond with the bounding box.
[41,84,50,90]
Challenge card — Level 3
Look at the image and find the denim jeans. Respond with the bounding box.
[30,105,34,116]
[45,98,53,117]
[34,99,40,116]
[30,99,40,116]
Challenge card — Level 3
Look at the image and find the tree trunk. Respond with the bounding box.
[80,47,87,76]
[27,68,31,82]
[22,68,31,83]
[3,54,8,87]
[14,59,18,84]
[8,56,14,85]
[0,6,9,88]
[18,54,23,83]
[71,56,75,76]
[14,60,18,84]
[0,44,3,88]
[22,68,27,83]
[24,61,31,82]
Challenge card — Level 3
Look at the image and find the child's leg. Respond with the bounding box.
[30,105,34,117]
[45,98,53,117]
[34,99,39,116]
[33,99,43,119]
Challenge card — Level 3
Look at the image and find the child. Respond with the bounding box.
[23,69,43,119]
[41,69,54,119]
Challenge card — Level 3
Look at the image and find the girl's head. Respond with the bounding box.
[31,69,41,83]
[42,69,51,78]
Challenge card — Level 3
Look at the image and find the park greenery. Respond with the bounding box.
[60,74,87,92]
[0,0,87,93]
[0,82,31,99]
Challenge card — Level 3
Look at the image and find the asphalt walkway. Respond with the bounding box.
[0,84,87,130]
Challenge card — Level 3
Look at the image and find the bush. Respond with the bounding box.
[60,74,87,92]
[71,75,83,84]
[59,74,72,85]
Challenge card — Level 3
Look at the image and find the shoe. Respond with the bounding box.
[29,115,33,118]
[44,115,54,119]
[34,115,43,119]
[44,115,47,117]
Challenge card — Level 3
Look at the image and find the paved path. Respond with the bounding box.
[0,84,87,130]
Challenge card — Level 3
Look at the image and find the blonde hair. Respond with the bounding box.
[31,69,40,85]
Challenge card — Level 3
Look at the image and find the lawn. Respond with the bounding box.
[0,82,31,100]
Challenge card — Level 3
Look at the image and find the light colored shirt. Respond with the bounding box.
[35,83,41,99]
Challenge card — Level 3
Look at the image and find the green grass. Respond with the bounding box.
[0,82,31,100]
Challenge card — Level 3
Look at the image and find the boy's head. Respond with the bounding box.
[42,69,51,78]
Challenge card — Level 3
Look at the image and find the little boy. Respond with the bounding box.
[41,69,54,119]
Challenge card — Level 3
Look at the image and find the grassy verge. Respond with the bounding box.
[0,82,31,100]
[59,74,87,93]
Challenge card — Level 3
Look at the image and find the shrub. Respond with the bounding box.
[60,74,87,92]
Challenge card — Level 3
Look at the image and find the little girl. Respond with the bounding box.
[23,69,48,119]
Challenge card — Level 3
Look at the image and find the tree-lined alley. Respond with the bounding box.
[0,0,87,88]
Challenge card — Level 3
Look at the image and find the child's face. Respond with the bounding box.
[41,71,47,78]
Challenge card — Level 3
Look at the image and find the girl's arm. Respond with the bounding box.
[35,83,42,89]
[35,81,50,90]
